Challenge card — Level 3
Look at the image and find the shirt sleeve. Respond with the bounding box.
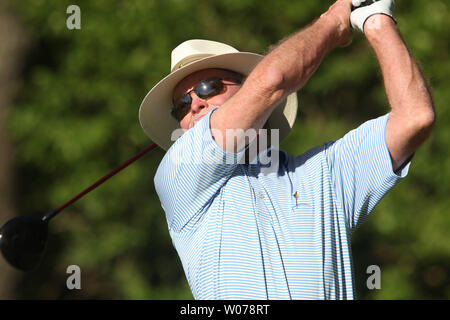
[154,107,247,232]
[324,113,412,233]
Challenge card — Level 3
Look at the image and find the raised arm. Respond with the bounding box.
[211,0,354,152]
[364,15,435,172]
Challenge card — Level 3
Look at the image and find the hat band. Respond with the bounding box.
[171,54,215,72]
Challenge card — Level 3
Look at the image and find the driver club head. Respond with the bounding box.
[0,143,157,272]
[0,215,48,271]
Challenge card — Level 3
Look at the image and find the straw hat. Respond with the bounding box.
[139,39,298,151]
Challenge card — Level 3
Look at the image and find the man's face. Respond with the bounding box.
[172,68,243,130]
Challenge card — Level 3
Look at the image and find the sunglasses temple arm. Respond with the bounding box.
[42,143,158,222]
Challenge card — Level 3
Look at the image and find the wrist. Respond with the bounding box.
[364,14,397,38]
[318,11,351,49]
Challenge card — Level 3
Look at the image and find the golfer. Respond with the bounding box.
[139,0,435,299]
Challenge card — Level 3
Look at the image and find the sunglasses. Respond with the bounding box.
[171,77,242,122]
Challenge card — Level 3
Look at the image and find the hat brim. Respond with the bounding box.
[139,52,298,151]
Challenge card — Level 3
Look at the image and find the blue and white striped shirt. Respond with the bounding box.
[154,107,411,299]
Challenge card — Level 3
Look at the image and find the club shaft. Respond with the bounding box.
[42,143,158,221]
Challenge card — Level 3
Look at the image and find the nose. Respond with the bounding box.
[189,92,208,114]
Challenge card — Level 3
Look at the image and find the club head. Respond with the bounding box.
[0,215,48,271]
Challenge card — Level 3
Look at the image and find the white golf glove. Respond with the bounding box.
[350,0,396,33]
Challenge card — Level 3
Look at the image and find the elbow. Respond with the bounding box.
[419,106,436,130]
[248,66,288,105]
[264,67,286,92]
[412,107,436,140]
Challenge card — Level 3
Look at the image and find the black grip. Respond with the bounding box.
[351,0,378,12]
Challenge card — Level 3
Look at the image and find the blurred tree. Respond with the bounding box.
[2,0,449,299]
[0,7,29,299]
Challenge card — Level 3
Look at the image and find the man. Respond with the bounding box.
[139,0,435,299]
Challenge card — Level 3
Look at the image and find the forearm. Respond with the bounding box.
[211,1,352,151]
[365,16,435,124]
[231,13,349,132]
[251,15,344,95]
[365,15,435,169]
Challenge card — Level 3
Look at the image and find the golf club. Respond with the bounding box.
[0,143,158,271]
[351,0,377,11]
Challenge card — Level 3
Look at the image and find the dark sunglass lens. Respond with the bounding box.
[171,78,229,121]
[196,79,224,98]
[172,103,190,121]
[172,94,192,120]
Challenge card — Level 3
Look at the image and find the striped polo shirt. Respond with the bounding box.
[154,107,411,299]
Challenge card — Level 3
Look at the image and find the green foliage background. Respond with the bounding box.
[4,0,449,299]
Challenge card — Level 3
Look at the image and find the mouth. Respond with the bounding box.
[194,114,206,123]
[192,112,209,127]
[188,115,205,129]
[190,105,219,128]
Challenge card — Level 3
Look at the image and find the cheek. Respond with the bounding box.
[180,117,190,130]
[225,85,241,100]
